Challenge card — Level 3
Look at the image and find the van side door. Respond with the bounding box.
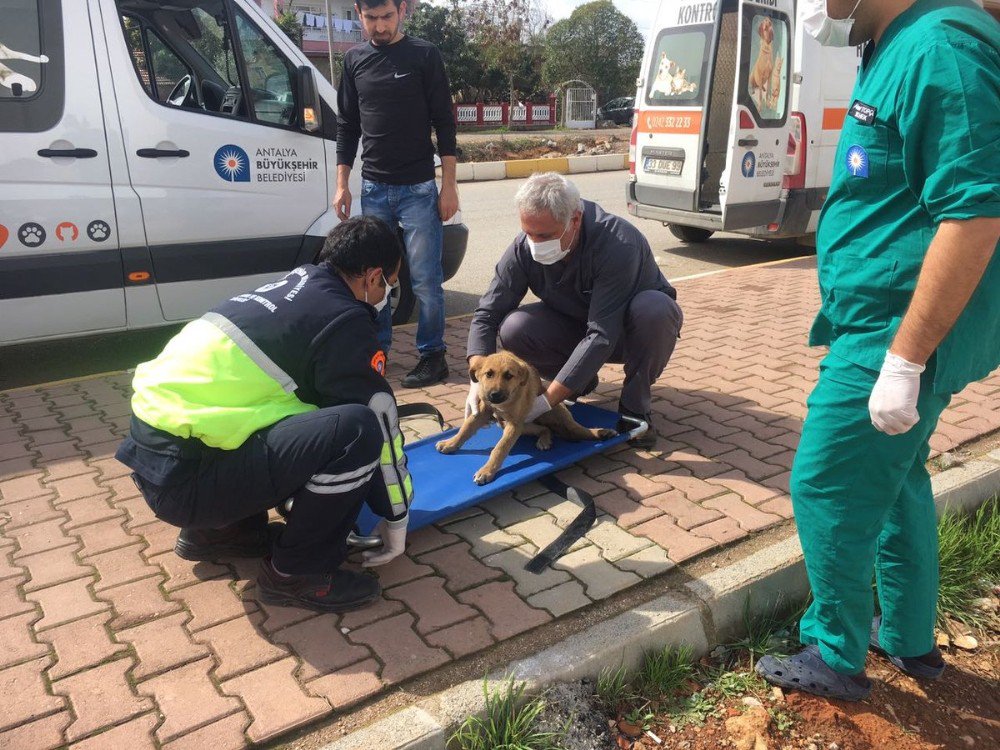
[97,0,329,322]
[0,0,125,344]
[718,0,794,229]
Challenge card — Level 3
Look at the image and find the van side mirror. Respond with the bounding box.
[298,66,321,133]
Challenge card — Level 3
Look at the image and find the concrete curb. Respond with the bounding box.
[320,453,1000,750]
[456,154,628,182]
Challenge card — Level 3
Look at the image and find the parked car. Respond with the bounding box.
[597,96,634,125]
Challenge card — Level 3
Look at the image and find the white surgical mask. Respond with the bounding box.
[802,0,863,47]
[367,273,394,313]
[527,223,572,265]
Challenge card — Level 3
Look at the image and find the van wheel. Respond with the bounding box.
[668,224,715,243]
[391,259,416,326]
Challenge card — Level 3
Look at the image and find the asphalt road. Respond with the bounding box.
[0,171,810,390]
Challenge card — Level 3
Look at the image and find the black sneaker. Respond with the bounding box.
[256,558,381,613]
[175,521,283,561]
[616,410,656,449]
[401,351,449,388]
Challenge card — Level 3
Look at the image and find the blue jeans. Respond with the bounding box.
[360,178,446,355]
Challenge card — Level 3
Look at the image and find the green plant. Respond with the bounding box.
[769,707,798,733]
[449,677,563,750]
[595,664,632,711]
[709,668,768,699]
[674,690,719,726]
[636,645,694,697]
[623,705,655,732]
[936,498,1000,629]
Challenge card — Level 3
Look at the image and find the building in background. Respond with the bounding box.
[256,1,421,80]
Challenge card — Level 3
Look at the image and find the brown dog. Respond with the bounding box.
[750,18,775,108]
[435,351,617,485]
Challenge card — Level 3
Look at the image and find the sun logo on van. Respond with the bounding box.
[214,145,251,183]
[846,145,869,178]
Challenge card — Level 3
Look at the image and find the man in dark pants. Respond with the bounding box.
[115,217,414,613]
[334,0,459,388]
[466,173,683,449]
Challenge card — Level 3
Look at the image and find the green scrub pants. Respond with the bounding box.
[791,352,952,674]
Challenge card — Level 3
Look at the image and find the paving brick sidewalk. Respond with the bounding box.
[2,257,998,749]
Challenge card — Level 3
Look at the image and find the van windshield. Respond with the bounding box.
[0,0,48,100]
[645,24,712,107]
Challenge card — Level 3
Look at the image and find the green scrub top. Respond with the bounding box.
[811,0,1000,394]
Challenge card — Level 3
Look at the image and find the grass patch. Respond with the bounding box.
[937,497,1000,630]
[450,677,564,750]
[636,644,695,696]
[726,595,805,667]
[595,664,632,712]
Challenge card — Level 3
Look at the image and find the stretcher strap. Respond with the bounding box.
[397,402,446,430]
[524,474,597,573]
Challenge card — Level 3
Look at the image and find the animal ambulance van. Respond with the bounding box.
[0,0,466,345]
[627,0,867,244]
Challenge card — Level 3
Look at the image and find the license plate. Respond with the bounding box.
[644,157,683,176]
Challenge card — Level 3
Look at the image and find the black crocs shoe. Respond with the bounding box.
[869,616,946,680]
[174,521,282,562]
[401,351,449,388]
[256,558,381,613]
[617,410,656,449]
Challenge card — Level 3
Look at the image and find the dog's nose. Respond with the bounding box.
[487,390,507,404]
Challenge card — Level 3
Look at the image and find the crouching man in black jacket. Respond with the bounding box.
[116,217,412,613]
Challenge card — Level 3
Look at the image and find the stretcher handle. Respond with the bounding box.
[617,413,649,440]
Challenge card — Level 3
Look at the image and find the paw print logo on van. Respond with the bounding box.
[214,145,251,183]
[18,222,46,247]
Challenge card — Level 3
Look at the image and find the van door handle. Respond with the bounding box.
[137,148,190,158]
[737,138,758,147]
[38,148,98,158]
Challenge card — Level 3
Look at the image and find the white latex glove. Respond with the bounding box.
[361,517,407,567]
[525,394,553,424]
[465,380,480,418]
[869,352,925,435]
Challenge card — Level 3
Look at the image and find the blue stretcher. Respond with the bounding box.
[355,403,645,570]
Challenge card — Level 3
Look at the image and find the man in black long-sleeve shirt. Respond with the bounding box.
[335,0,459,389]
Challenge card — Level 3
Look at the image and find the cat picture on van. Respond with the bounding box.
[0,41,49,96]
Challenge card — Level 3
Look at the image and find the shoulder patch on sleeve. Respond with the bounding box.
[371,350,387,376]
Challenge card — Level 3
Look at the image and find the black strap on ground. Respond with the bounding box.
[397,402,446,430]
[524,473,597,574]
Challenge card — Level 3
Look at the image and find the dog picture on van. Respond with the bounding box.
[0,2,49,98]
[747,15,788,118]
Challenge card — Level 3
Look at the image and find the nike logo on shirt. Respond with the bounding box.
[394,72,410,78]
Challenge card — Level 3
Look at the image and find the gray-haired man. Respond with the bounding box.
[466,173,683,448]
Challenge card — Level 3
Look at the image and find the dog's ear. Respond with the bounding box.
[469,362,480,383]
[516,362,530,387]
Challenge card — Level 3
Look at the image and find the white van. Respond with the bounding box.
[0,0,466,345]
[626,0,863,243]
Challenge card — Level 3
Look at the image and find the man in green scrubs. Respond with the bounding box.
[758,0,1000,701]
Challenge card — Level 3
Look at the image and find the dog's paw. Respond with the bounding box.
[473,467,495,485]
[593,428,617,440]
[535,433,553,451]
[436,439,458,454]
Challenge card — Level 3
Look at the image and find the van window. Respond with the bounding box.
[0,0,64,132]
[740,12,790,124]
[234,8,297,127]
[645,25,712,107]
[121,16,193,103]
[115,0,300,129]
[116,0,248,119]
